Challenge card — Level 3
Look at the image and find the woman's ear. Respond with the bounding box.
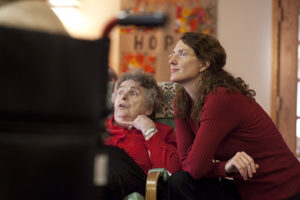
[199,60,210,72]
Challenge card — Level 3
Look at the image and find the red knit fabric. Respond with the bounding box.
[175,87,300,200]
[104,116,181,174]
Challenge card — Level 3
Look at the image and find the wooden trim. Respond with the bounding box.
[145,171,161,200]
[297,0,300,158]
[278,0,298,154]
[271,0,280,124]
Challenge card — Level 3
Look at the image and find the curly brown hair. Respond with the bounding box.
[175,32,256,120]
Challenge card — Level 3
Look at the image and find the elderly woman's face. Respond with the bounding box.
[113,80,153,126]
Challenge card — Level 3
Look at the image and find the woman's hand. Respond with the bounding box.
[131,114,156,134]
[225,151,259,180]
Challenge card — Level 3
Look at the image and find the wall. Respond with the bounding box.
[217,0,272,113]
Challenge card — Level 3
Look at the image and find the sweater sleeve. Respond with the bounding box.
[176,89,242,179]
[145,123,181,174]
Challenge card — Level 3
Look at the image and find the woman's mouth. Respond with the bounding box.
[171,68,179,73]
[118,103,127,108]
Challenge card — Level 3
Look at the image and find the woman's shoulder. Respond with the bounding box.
[205,86,248,107]
[213,86,232,93]
[207,86,243,97]
[105,115,114,127]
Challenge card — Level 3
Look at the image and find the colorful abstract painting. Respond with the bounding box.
[121,53,156,74]
[175,5,215,34]
[120,0,216,35]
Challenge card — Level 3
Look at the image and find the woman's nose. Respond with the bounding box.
[121,92,128,100]
[168,55,177,65]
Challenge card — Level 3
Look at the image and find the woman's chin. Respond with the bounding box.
[170,76,181,83]
[114,115,133,127]
[170,76,178,83]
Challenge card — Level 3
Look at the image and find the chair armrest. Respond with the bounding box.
[124,192,145,200]
[145,168,169,200]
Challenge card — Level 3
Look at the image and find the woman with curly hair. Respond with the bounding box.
[167,32,300,200]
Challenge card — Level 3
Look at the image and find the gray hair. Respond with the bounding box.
[111,69,160,114]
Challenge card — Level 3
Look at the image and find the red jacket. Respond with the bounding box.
[175,87,300,200]
[104,116,181,174]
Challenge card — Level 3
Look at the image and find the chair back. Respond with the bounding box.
[154,82,178,130]
[0,26,109,200]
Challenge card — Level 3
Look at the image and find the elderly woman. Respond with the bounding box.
[98,69,181,200]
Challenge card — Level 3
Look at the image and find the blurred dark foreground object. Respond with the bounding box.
[0,26,109,200]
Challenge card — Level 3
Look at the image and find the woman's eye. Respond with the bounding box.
[129,91,137,96]
[117,90,124,96]
[178,51,186,57]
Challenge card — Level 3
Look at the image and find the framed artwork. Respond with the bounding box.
[119,0,217,81]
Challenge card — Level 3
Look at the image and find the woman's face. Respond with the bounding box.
[169,40,203,84]
[113,80,153,126]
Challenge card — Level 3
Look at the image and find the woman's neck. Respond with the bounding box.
[113,115,132,129]
[182,76,201,101]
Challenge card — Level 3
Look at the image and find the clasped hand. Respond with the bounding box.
[124,114,156,135]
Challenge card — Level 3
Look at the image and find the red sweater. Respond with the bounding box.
[175,87,300,200]
[104,116,181,174]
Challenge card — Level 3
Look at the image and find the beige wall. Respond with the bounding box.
[218,0,272,113]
